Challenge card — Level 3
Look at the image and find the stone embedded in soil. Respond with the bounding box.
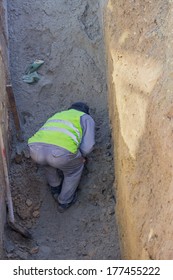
[106,151,112,157]
[102,176,107,182]
[13,195,19,201]
[107,206,115,216]
[32,210,40,218]
[106,143,111,149]
[106,156,113,162]
[26,199,33,207]
[16,207,30,220]
[30,246,39,254]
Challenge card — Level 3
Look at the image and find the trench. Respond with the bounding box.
[4,0,121,259]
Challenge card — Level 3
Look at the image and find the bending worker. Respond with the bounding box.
[28,102,95,212]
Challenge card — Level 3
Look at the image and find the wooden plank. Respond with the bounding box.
[6,84,23,141]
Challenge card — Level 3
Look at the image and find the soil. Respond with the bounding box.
[104,0,173,259]
[4,0,121,259]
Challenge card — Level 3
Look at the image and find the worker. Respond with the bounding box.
[28,102,95,212]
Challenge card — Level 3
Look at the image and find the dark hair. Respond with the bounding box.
[69,102,89,114]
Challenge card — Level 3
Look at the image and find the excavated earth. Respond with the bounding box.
[4,0,121,259]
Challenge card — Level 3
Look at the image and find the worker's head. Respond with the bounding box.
[69,102,89,114]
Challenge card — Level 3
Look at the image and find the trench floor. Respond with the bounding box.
[4,0,121,260]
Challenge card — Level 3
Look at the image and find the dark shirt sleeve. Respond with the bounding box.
[79,114,95,156]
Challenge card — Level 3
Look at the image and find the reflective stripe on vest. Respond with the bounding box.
[28,109,85,153]
[45,119,81,140]
[39,126,80,145]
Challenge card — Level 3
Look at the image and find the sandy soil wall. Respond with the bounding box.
[105,0,173,259]
[0,0,9,259]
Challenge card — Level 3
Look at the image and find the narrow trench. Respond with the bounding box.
[5,0,121,260]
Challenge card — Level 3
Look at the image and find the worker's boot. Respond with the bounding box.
[57,192,77,213]
[50,184,62,201]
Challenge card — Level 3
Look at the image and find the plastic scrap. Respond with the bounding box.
[22,71,40,84]
[22,59,44,84]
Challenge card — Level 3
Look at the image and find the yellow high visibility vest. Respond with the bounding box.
[28,109,84,153]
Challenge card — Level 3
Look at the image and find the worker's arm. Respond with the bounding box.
[79,114,95,157]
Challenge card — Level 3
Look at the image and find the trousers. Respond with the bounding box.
[28,143,84,204]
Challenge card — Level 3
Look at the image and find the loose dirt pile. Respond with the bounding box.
[4,0,121,259]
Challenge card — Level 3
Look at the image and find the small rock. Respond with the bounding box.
[106,157,113,162]
[101,186,106,194]
[106,143,111,149]
[16,207,29,220]
[102,176,106,182]
[30,246,39,254]
[107,206,115,216]
[106,151,112,157]
[26,199,33,207]
[14,195,19,201]
[32,210,40,218]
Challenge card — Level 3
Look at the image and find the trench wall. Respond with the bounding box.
[0,0,9,259]
[104,0,173,259]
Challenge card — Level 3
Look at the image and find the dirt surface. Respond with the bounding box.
[4,0,121,259]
